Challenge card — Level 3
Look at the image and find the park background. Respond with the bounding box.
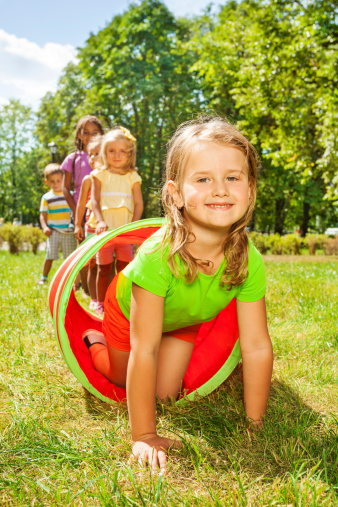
[0,0,337,236]
[0,0,337,505]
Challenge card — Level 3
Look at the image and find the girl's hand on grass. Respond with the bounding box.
[74,225,84,241]
[131,434,181,474]
[96,221,108,235]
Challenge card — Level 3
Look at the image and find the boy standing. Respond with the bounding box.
[37,164,76,285]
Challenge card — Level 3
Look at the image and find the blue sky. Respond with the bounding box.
[0,0,222,109]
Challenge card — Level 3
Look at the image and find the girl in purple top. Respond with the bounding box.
[61,115,104,215]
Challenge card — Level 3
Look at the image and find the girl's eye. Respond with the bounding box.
[227,177,238,181]
[197,178,209,183]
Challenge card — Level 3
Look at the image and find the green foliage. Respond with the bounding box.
[35,63,88,165]
[250,231,337,255]
[249,231,270,254]
[35,0,203,216]
[0,224,46,255]
[268,234,286,255]
[190,0,338,234]
[0,223,24,254]
[282,234,302,255]
[305,233,320,255]
[304,233,328,255]
[322,237,338,255]
[0,100,44,224]
[3,0,338,231]
[22,226,46,254]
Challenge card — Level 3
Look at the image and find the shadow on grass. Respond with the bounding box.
[82,386,129,419]
[169,374,338,488]
[81,371,337,489]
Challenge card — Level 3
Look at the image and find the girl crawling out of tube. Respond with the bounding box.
[82,116,273,473]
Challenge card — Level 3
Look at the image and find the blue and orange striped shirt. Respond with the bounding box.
[40,190,72,231]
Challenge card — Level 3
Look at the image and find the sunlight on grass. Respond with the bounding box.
[0,251,337,505]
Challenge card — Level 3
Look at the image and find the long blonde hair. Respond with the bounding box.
[161,117,259,289]
[100,127,136,173]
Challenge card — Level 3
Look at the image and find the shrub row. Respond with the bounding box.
[0,223,337,256]
[249,232,338,255]
[0,223,46,254]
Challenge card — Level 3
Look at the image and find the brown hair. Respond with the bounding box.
[44,163,63,179]
[100,127,137,173]
[74,115,104,151]
[161,116,259,289]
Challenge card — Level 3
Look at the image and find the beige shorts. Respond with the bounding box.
[46,230,76,260]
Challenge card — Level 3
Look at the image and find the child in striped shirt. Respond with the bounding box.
[37,164,76,285]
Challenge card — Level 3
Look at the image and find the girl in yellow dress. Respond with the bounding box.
[89,127,143,315]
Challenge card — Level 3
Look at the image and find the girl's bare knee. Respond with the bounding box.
[107,345,129,388]
[156,387,180,402]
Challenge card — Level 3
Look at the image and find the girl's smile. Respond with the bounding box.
[106,140,129,171]
[169,141,251,234]
[80,121,100,150]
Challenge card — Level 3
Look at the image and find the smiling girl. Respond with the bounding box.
[89,127,143,314]
[83,117,273,472]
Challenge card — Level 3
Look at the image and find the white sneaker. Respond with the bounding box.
[95,302,104,316]
[89,300,98,311]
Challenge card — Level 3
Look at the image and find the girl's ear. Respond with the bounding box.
[167,180,184,209]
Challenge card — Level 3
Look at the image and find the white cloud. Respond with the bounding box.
[0,96,9,106]
[0,29,77,110]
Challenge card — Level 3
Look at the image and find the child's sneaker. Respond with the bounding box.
[37,275,48,286]
[89,299,98,311]
[95,302,104,316]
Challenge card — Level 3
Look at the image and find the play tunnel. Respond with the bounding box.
[48,218,241,404]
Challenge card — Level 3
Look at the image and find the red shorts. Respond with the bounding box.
[103,274,201,352]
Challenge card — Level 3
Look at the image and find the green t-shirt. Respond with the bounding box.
[117,227,266,332]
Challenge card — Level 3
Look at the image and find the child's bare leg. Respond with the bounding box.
[42,259,53,277]
[156,336,194,400]
[116,260,129,273]
[97,262,113,302]
[108,260,116,285]
[89,343,112,379]
[88,338,129,387]
[107,344,129,387]
[89,334,192,395]
[88,262,97,300]
[80,266,90,295]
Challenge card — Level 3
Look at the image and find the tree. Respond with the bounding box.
[190,0,338,233]
[0,100,37,222]
[35,63,88,167]
[36,0,202,216]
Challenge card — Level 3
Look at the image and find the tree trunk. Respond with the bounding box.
[10,143,17,217]
[274,197,285,234]
[300,200,310,237]
[249,209,256,231]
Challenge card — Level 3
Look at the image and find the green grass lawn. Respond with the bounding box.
[0,251,337,506]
